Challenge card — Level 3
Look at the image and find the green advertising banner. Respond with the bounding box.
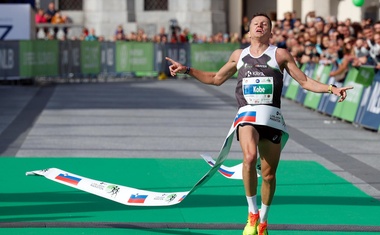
[116,42,156,76]
[332,67,364,122]
[19,40,59,77]
[303,64,332,109]
[284,63,306,100]
[81,41,101,75]
[190,43,240,72]
[355,65,375,87]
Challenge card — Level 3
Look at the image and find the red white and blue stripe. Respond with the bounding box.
[55,173,82,185]
[207,161,234,177]
[234,111,256,127]
[128,194,148,204]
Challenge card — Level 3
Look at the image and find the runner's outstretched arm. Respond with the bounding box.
[277,48,353,102]
[165,49,241,86]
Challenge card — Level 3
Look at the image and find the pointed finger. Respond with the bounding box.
[165,57,175,64]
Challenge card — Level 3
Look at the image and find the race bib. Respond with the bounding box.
[243,77,274,104]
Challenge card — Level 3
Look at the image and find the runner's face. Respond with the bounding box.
[250,16,271,39]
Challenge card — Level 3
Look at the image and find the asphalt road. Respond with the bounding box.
[1,78,379,200]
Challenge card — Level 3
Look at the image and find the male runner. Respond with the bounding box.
[166,13,353,235]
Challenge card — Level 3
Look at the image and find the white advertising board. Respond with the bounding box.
[0,4,35,40]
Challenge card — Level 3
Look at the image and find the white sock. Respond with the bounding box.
[260,203,270,223]
[246,195,258,214]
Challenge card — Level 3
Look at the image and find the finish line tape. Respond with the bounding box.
[26,105,288,206]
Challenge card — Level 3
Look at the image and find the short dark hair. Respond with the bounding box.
[251,13,272,31]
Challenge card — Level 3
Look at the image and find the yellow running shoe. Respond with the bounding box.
[242,212,259,235]
[258,221,268,235]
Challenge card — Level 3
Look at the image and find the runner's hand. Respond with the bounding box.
[334,86,354,102]
[166,57,186,76]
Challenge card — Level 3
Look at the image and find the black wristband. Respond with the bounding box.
[184,66,191,74]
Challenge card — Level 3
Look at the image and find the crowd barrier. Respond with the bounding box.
[283,63,380,132]
[0,40,240,80]
[0,40,379,132]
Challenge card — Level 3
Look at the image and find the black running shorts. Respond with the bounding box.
[236,123,282,144]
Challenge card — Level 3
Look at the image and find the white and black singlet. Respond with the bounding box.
[235,45,284,109]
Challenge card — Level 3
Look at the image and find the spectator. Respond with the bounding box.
[45,1,57,23]
[98,35,105,42]
[170,27,179,43]
[296,32,306,45]
[128,32,137,41]
[323,22,334,35]
[79,27,89,40]
[308,26,318,45]
[369,32,380,68]
[51,11,66,24]
[241,16,250,37]
[316,33,330,55]
[271,27,286,48]
[361,18,373,28]
[241,33,250,44]
[287,37,303,63]
[290,10,297,26]
[329,37,358,82]
[35,8,47,24]
[305,11,316,28]
[373,21,380,33]
[354,37,370,65]
[314,16,325,35]
[115,25,125,40]
[292,18,303,34]
[337,23,351,39]
[326,16,338,28]
[179,28,190,43]
[336,33,345,61]
[85,28,98,41]
[35,8,48,38]
[199,34,209,43]
[222,33,230,43]
[282,11,294,29]
[114,31,125,41]
[158,27,168,42]
[213,32,224,43]
[230,32,240,43]
[161,34,168,43]
[281,20,292,32]
[300,41,318,64]
[320,39,339,65]
[136,28,148,42]
[363,25,375,51]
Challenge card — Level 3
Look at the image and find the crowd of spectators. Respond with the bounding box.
[270,11,380,79]
[113,11,380,77]
[35,7,380,75]
[35,1,69,40]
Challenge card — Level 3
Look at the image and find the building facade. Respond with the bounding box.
[36,0,380,40]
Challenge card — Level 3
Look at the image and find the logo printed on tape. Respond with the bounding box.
[106,185,120,197]
[153,193,177,202]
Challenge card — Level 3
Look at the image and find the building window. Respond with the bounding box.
[127,0,136,22]
[144,0,168,11]
[59,0,82,10]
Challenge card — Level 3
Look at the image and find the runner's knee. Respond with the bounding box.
[261,172,276,184]
[243,150,258,167]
